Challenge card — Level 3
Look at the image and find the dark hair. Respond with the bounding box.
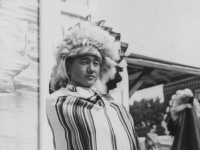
[106,66,123,91]
[49,78,68,94]
[148,122,156,132]
[65,57,75,65]
[65,57,75,80]
[49,57,75,94]
[149,123,154,129]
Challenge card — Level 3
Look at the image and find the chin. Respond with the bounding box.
[85,82,95,87]
[83,80,96,87]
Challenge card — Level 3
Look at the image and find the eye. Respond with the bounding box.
[81,61,88,64]
[93,61,100,66]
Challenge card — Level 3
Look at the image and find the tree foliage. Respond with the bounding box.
[130,97,165,127]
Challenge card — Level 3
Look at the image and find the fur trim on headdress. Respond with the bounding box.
[50,15,127,93]
[161,88,200,136]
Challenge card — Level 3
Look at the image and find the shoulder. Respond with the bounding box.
[154,133,159,137]
[146,133,153,139]
[46,88,76,104]
[147,133,152,137]
[146,133,151,139]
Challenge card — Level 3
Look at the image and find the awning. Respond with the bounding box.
[125,53,200,97]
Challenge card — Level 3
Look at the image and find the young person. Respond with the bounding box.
[145,123,161,150]
[46,15,142,150]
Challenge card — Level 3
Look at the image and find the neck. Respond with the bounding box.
[149,130,154,134]
[68,80,92,88]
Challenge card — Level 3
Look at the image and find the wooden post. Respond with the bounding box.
[129,68,154,97]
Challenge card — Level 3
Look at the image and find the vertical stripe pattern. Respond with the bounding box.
[103,107,117,150]
[46,84,142,150]
[110,102,142,150]
[55,96,97,150]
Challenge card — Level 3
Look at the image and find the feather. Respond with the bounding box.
[51,19,123,91]
[93,79,107,94]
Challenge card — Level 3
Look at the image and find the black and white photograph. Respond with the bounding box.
[0,0,200,150]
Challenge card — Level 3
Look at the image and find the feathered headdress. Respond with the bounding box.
[50,15,128,93]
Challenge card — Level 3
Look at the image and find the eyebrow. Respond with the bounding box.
[80,56,101,62]
[79,57,91,63]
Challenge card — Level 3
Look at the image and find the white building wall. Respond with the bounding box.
[40,1,100,150]
[0,0,39,149]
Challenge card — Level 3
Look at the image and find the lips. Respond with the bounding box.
[85,75,95,79]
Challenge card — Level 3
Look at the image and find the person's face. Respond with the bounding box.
[150,125,157,133]
[67,55,101,87]
[152,125,157,133]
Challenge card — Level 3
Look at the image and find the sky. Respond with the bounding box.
[129,84,164,105]
[99,0,200,68]
[98,0,200,102]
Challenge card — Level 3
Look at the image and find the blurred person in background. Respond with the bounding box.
[145,123,161,150]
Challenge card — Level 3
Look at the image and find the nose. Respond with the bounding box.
[87,63,95,73]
